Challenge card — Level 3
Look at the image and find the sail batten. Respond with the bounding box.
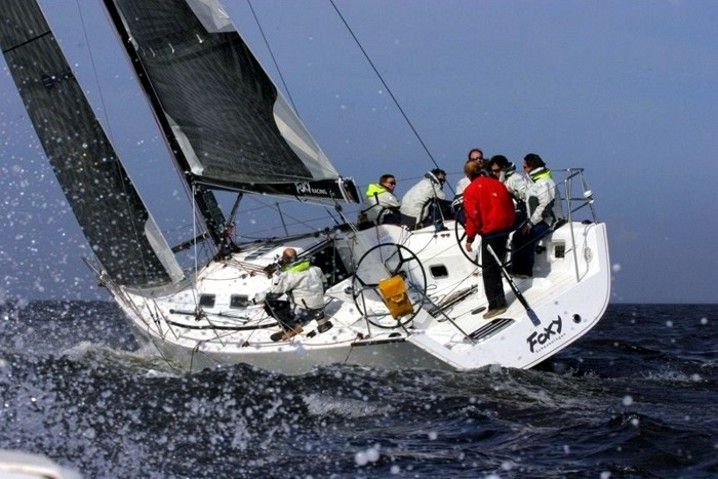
[0,0,183,288]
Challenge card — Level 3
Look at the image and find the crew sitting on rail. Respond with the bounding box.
[400,168,454,229]
[254,248,331,341]
[360,174,402,227]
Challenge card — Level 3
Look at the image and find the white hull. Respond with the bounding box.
[0,1,610,376]
[106,220,611,375]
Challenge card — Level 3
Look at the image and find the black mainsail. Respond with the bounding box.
[0,0,184,288]
[103,0,361,207]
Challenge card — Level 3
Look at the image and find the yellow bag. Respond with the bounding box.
[378,275,413,319]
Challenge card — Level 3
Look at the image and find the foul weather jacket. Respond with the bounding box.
[525,167,557,226]
[364,183,400,224]
[256,260,326,311]
[462,176,516,242]
[500,162,528,203]
[400,172,447,223]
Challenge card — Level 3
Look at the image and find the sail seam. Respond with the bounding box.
[1,30,51,54]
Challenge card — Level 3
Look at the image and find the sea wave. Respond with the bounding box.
[1,302,716,477]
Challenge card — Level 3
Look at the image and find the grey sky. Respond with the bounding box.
[1,0,716,303]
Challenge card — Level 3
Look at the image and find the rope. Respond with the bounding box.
[75,0,153,283]
[189,184,200,310]
[247,0,299,114]
[328,0,440,171]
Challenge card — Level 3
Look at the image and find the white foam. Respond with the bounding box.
[60,340,180,377]
[302,393,393,418]
[60,340,101,360]
[641,369,692,383]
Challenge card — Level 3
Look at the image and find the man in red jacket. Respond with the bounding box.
[462,161,516,319]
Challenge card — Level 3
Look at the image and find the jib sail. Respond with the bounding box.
[0,0,184,288]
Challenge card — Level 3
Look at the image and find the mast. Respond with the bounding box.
[101,0,228,250]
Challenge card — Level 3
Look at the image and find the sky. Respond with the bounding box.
[1,0,717,304]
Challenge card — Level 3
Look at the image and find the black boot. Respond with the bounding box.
[270,324,303,342]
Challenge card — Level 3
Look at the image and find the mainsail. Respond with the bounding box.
[0,0,184,288]
[103,0,361,204]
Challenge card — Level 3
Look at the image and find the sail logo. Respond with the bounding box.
[41,73,63,89]
[295,182,328,196]
[527,316,564,353]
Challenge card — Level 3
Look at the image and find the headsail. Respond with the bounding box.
[0,0,184,288]
[103,0,360,204]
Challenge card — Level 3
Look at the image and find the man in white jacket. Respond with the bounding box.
[256,248,330,341]
[454,148,484,198]
[400,168,450,228]
[510,154,557,278]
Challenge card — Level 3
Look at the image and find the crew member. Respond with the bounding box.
[256,248,330,341]
[463,162,516,319]
[400,168,452,228]
[488,154,528,226]
[363,174,401,225]
[510,153,557,278]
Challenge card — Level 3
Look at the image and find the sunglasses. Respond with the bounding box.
[385,181,396,186]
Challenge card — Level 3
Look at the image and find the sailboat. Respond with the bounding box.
[1,0,610,374]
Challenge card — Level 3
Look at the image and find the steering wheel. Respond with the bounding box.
[453,204,482,266]
[351,243,427,328]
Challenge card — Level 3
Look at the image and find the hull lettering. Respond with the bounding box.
[527,315,564,353]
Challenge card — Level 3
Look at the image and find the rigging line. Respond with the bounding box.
[247,0,299,114]
[328,0,440,171]
[98,1,211,250]
[275,202,289,236]
[228,193,243,224]
[191,183,199,305]
[76,1,113,142]
[323,205,340,226]
[76,0,152,281]
[248,195,341,231]
[236,214,337,238]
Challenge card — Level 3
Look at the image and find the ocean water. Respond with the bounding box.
[0,302,715,478]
